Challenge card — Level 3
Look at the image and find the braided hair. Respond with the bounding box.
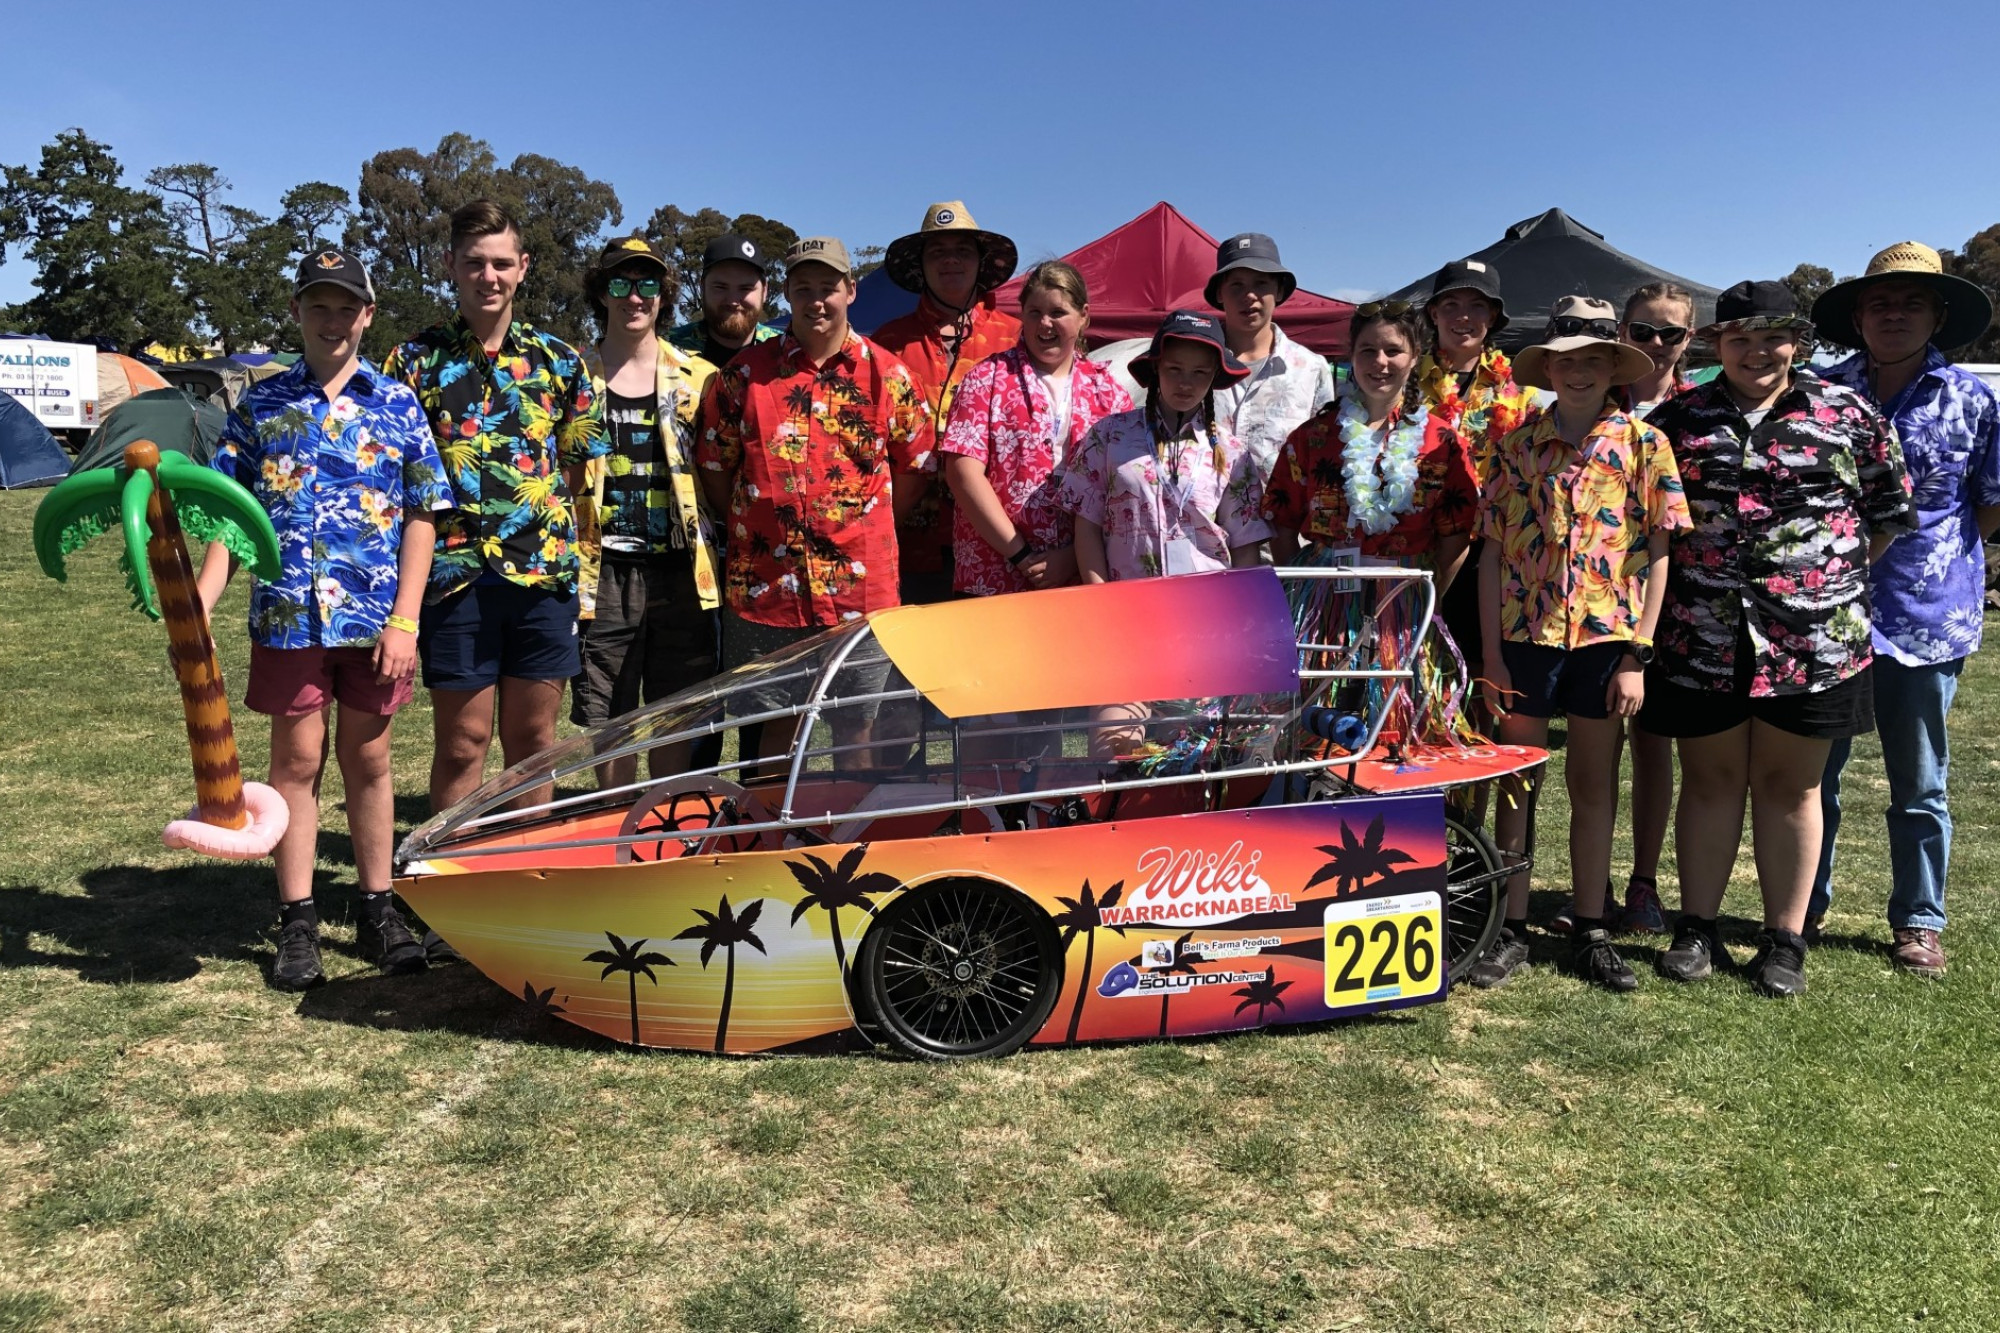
[1347,304,1427,417]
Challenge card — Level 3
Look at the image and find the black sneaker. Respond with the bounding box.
[1570,928,1638,992]
[1463,928,1531,989]
[1746,928,1808,998]
[1658,915,1721,983]
[356,905,428,976]
[422,929,463,965]
[270,918,326,992]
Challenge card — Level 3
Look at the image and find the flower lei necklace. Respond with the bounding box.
[1337,389,1424,535]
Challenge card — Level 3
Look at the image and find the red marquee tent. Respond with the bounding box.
[994,202,1356,359]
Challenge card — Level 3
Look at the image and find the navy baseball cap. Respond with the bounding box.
[293,249,375,304]
[1129,309,1252,388]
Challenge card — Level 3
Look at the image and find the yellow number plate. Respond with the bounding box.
[1323,891,1444,1008]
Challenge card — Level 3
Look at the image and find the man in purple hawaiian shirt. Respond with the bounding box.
[1809,243,2000,976]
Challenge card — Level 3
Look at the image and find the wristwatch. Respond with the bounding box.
[1624,636,1656,666]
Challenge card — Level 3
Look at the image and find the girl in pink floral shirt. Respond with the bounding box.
[1057,310,1270,583]
[941,262,1133,596]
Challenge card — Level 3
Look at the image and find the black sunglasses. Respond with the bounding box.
[1625,321,1689,346]
[1550,315,1621,340]
[606,276,663,300]
[1356,299,1414,318]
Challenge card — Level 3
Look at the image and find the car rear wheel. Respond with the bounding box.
[1444,815,1507,984]
[854,876,1062,1060]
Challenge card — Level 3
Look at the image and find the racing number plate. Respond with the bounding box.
[1323,891,1445,1009]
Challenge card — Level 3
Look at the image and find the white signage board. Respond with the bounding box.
[0,339,100,429]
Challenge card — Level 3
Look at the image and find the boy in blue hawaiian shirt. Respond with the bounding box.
[197,250,452,991]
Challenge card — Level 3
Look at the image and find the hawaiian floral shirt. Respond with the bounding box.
[1261,401,1477,561]
[1210,323,1338,481]
[577,339,720,618]
[211,358,452,649]
[383,316,606,599]
[1054,406,1270,581]
[938,347,1133,595]
[1478,402,1691,649]
[666,319,782,364]
[1418,348,1540,488]
[1823,348,2000,666]
[874,293,1023,578]
[1647,373,1915,695]
[696,330,934,627]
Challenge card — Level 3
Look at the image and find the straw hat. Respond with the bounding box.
[883,201,1019,298]
[1512,296,1654,390]
[1810,241,1994,351]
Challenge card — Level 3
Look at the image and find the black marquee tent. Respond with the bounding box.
[1384,209,1721,353]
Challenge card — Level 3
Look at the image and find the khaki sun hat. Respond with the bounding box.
[883,201,1019,298]
[1810,241,1994,351]
[1513,296,1655,391]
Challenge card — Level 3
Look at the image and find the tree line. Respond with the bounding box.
[5,127,1997,364]
[0,129,879,361]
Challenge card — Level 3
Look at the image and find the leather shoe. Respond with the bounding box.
[1889,927,1946,978]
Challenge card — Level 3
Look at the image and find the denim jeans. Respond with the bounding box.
[1811,656,1963,931]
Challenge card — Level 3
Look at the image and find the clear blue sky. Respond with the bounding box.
[4,0,1996,309]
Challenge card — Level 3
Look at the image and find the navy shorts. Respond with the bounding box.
[1498,640,1627,721]
[420,577,580,691]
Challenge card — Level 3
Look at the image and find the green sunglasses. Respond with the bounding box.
[606,276,663,300]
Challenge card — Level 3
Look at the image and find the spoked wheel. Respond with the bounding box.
[1444,815,1508,984]
[617,776,770,863]
[854,876,1062,1060]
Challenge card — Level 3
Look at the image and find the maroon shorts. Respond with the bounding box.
[245,643,416,718]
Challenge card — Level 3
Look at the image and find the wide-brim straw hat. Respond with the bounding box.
[884,201,1019,297]
[1513,296,1656,390]
[1811,241,1994,351]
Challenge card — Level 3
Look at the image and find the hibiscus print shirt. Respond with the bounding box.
[1822,348,2000,666]
[1478,403,1691,649]
[1054,407,1270,582]
[1647,373,1914,695]
[938,347,1133,595]
[1261,403,1477,561]
[383,316,606,599]
[874,293,1023,577]
[1417,348,1540,488]
[211,358,452,649]
[696,330,933,627]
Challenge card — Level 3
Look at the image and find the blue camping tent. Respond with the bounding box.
[0,390,71,488]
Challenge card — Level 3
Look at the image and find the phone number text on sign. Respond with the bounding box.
[1322,891,1444,1009]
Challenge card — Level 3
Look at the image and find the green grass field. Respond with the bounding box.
[3,489,1997,1332]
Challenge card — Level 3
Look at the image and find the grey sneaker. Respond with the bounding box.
[356,905,428,976]
[271,918,326,992]
[1464,927,1531,989]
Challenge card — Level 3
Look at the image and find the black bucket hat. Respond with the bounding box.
[1424,258,1509,335]
[1204,233,1298,308]
[1128,309,1252,389]
[1700,279,1816,341]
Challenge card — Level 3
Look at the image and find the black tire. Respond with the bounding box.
[854,876,1063,1060]
[1444,815,1506,985]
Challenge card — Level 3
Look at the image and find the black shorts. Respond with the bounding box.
[1639,664,1875,741]
[1439,541,1484,668]
[1498,639,1626,720]
[570,552,718,728]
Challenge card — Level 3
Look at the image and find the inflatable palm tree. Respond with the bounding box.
[34,441,289,859]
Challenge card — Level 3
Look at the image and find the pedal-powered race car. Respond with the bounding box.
[394,566,1544,1058]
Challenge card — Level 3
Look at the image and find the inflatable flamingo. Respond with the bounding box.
[34,440,289,859]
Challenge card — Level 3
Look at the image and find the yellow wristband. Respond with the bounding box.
[385,614,419,635]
